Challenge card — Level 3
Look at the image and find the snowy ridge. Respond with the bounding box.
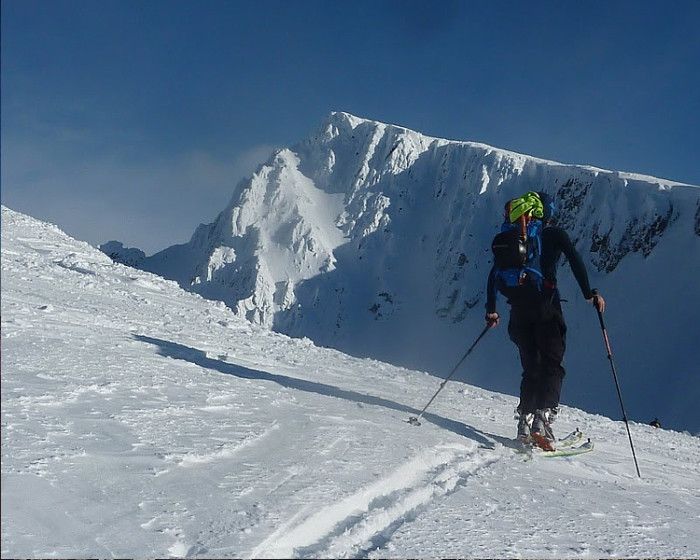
[3,206,700,558]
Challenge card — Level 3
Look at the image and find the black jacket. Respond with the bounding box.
[486,226,594,313]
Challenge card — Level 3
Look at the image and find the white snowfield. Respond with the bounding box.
[2,205,699,559]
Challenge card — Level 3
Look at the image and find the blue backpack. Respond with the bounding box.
[490,192,549,295]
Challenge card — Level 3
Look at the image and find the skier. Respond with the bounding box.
[485,191,605,450]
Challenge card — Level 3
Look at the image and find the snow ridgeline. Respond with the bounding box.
[3,205,700,558]
[135,111,698,329]
[106,112,700,435]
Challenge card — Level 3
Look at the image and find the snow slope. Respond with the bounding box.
[3,207,700,558]
[110,112,700,435]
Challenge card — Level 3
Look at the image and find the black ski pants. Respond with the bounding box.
[507,296,567,414]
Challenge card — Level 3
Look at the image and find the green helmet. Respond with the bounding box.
[505,191,544,223]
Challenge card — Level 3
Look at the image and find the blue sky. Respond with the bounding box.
[3,0,699,254]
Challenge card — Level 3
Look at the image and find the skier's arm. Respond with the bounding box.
[557,229,594,300]
[485,266,500,325]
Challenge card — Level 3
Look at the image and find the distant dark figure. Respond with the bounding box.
[650,418,662,428]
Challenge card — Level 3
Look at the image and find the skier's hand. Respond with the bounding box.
[485,312,500,327]
[588,293,606,313]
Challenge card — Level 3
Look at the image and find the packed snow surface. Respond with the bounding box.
[3,206,700,558]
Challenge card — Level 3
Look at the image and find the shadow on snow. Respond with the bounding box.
[134,334,511,450]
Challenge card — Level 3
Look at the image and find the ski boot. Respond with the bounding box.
[516,410,534,446]
[531,408,557,451]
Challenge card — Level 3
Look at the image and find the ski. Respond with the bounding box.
[553,429,584,449]
[513,429,592,459]
[516,428,583,450]
[515,438,594,460]
[535,438,594,458]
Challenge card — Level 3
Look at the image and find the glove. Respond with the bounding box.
[485,312,500,326]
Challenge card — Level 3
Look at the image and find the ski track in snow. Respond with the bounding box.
[251,443,499,558]
[3,206,700,559]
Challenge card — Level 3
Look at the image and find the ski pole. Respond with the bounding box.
[408,321,494,426]
[594,295,642,478]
